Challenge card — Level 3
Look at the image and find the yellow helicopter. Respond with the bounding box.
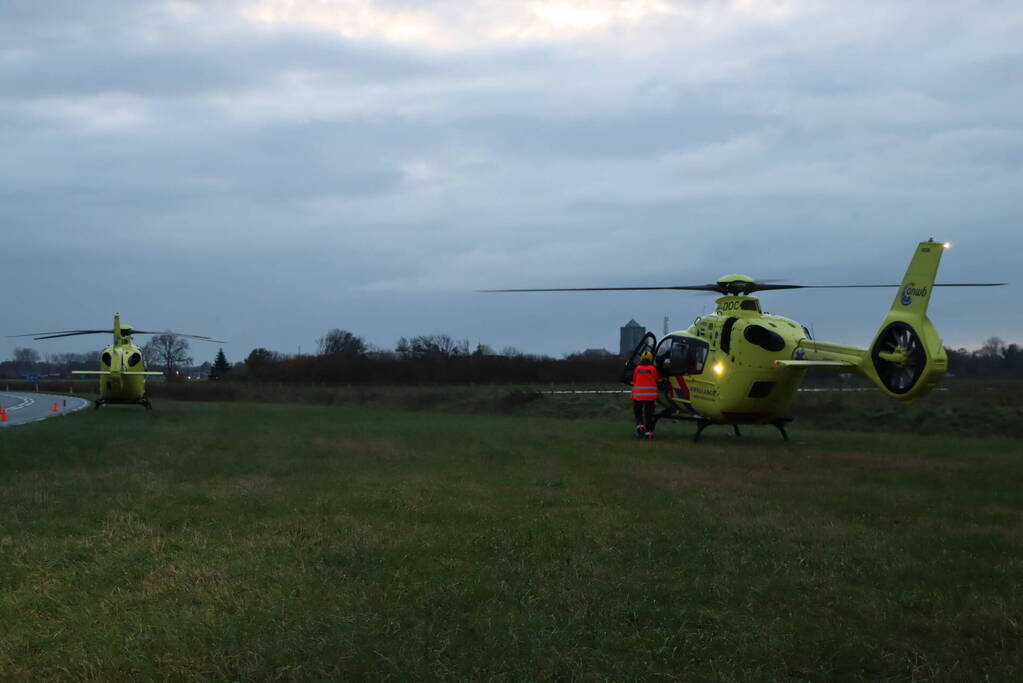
[486,240,1004,440]
[10,314,223,410]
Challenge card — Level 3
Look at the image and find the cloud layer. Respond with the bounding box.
[2,0,1020,359]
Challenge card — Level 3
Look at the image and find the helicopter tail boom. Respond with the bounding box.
[774,359,856,369]
[72,370,162,375]
[790,340,866,368]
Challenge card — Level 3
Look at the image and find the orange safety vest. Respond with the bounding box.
[631,363,661,401]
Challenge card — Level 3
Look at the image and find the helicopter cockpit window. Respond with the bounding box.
[128,353,142,367]
[655,336,710,376]
[101,352,112,367]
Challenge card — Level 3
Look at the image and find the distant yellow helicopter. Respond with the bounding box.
[486,240,1005,440]
[10,314,223,410]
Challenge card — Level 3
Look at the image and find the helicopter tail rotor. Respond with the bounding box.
[869,322,931,395]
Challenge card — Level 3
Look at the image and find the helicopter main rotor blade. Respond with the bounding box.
[8,329,225,342]
[753,282,1007,290]
[7,330,112,340]
[482,282,1006,294]
[130,330,226,343]
[480,285,721,293]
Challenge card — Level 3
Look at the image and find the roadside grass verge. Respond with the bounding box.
[1,401,1021,679]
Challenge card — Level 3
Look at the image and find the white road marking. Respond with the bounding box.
[0,392,91,427]
[0,393,33,411]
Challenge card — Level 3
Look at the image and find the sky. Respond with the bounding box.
[2,0,1020,363]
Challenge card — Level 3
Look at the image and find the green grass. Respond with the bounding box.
[2,402,1022,680]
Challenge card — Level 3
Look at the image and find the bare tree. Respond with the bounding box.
[46,351,97,377]
[12,347,40,364]
[11,347,40,375]
[980,336,1006,358]
[316,329,367,356]
[143,333,192,379]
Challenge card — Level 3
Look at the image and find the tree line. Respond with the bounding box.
[4,331,1022,384]
[945,337,1023,378]
[229,331,621,384]
[1,333,201,381]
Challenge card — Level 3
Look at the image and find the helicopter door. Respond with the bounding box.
[655,336,709,376]
[621,332,657,384]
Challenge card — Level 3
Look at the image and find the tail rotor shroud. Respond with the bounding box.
[871,322,927,395]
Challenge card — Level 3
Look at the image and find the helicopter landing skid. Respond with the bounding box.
[693,418,791,442]
[653,410,792,442]
[93,398,153,410]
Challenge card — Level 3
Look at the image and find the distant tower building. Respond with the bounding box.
[619,319,646,357]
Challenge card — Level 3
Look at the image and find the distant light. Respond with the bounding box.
[713,362,725,375]
[943,242,952,249]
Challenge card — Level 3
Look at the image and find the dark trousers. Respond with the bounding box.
[633,400,656,433]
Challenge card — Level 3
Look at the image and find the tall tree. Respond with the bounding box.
[244,348,279,379]
[210,348,231,380]
[143,333,192,379]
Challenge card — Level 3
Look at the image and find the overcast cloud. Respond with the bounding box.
[2,0,1020,362]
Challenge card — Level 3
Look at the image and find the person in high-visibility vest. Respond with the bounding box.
[631,350,661,439]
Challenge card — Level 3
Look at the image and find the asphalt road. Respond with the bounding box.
[0,392,91,428]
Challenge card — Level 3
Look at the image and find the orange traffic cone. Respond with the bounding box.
[53,403,59,412]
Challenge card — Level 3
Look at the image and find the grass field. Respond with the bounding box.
[8,377,1022,437]
[2,399,1022,680]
